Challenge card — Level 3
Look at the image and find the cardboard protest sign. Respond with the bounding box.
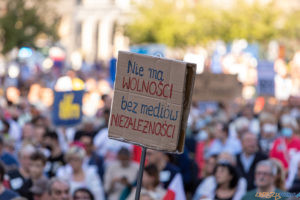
[52,90,84,126]
[192,73,242,102]
[257,61,275,96]
[108,51,196,153]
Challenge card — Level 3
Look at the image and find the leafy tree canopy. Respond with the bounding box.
[125,0,297,47]
[0,0,59,54]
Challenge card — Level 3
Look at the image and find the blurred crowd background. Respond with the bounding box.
[1,0,300,200]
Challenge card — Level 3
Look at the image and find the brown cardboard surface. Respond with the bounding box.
[192,73,242,102]
[108,51,196,153]
[109,91,182,151]
[114,51,186,105]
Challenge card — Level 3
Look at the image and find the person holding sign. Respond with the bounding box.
[126,164,166,200]
[146,150,181,189]
[104,148,139,200]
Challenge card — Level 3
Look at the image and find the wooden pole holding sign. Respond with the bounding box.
[135,147,147,200]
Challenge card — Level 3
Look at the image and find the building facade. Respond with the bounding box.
[56,0,133,63]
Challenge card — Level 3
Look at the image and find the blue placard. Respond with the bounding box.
[109,57,117,84]
[52,90,84,126]
[257,61,275,96]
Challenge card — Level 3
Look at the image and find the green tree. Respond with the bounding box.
[0,0,59,54]
[125,0,202,47]
[219,0,281,43]
[282,9,300,40]
[125,0,283,47]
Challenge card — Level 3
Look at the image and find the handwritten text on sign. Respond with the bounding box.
[122,60,173,99]
[109,52,187,151]
[111,60,180,139]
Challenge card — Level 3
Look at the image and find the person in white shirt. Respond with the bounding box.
[208,122,242,157]
[104,147,139,200]
[57,144,105,200]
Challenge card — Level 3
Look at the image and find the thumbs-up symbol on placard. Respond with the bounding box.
[59,94,80,120]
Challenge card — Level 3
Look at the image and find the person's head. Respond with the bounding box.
[146,149,168,170]
[117,147,131,168]
[18,144,35,172]
[147,149,163,164]
[81,117,95,133]
[214,161,239,189]
[241,132,258,155]
[204,154,218,177]
[234,117,250,139]
[35,125,48,144]
[65,145,86,172]
[43,131,59,152]
[79,134,94,156]
[261,122,277,139]
[4,138,15,154]
[73,187,94,200]
[217,152,237,166]
[22,122,35,140]
[32,115,48,127]
[242,103,254,119]
[214,122,228,141]
[280,115,298,139]
[30,178,49,200]
[0,161,5,184]
[255,160,277,190]
[29,151,47,180]
[142,164,160,190]
[48,178,70,200]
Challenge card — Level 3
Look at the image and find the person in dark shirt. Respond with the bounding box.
[0,136,18,170]
[214,162,240,200]
[172,146,199,195]
[19,150,48,200]
[0,161,19,200]
[78,133,104,180]
[7,144,35,194]
[236,132,268,191]
[146,149,181,189]
[289,160,300,193]
[42,131,65,178]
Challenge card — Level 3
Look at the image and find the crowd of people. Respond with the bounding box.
[0,60,300,200]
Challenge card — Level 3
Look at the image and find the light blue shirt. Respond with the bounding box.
[207,137,242,157]
[240,153,255,173]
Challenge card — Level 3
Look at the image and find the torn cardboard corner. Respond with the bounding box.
[108,51,196,153]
